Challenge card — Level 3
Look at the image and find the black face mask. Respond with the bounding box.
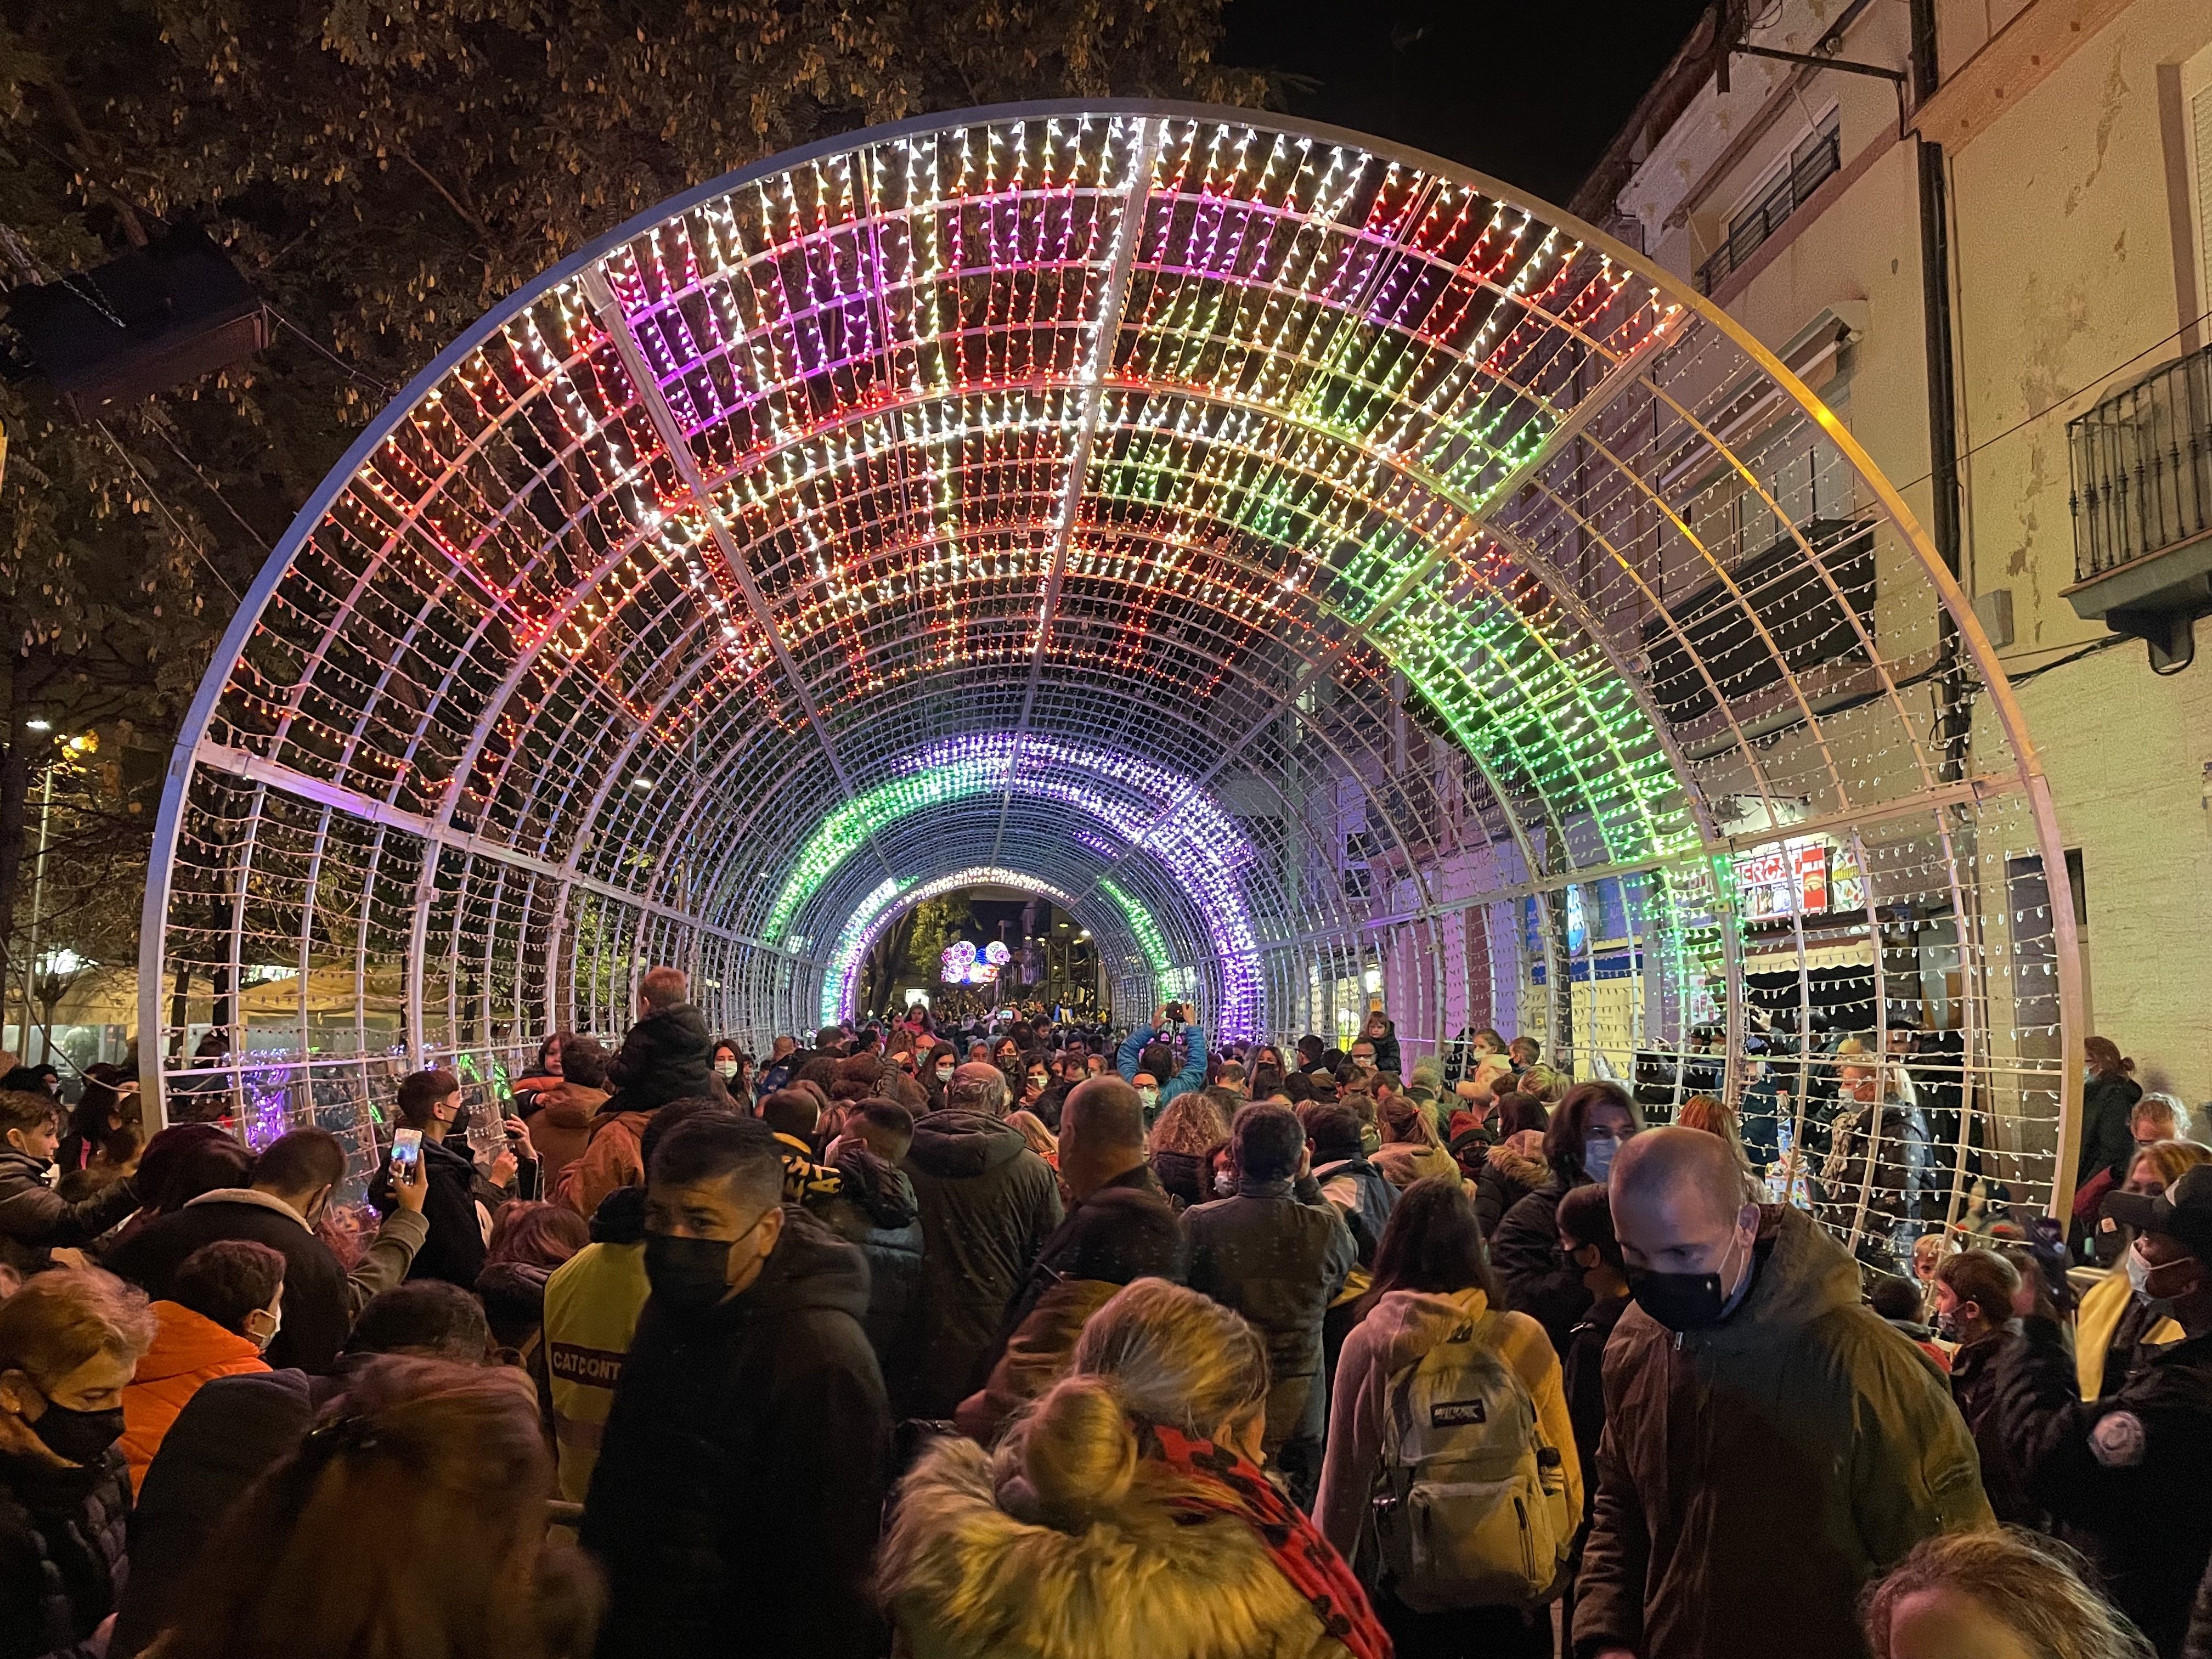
[644,1234,735,1311]
[1626,1231,1749,1333]
[30,1397,127,1466]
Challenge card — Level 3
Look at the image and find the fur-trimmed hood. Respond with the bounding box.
[1486,1140,1550,1191]
[878,1435,1354,1659]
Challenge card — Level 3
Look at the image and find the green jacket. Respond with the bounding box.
[1573,1204,1990,1659]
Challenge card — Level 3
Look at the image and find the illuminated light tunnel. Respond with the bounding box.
[144,101,2083,1246]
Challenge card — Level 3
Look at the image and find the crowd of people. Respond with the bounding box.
[0,980,2202,1659]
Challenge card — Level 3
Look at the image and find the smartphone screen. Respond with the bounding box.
[391,1126,423,1173]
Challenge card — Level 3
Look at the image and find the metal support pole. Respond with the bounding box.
[19,761,52,1064]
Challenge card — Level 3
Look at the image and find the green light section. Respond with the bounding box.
[763,767,972,945]
[1100,876,1172,985]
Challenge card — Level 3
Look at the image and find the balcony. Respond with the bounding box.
[1696,118,1842,297]
[2065,343,2212,670]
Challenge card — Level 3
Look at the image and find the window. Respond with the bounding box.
[1697,108,1843,294]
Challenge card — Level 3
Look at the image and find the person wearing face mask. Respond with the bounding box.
[709,1040,747,1097]
[1492,1081,1642,1358]
[925,1049,960,1110]
[1997,1164,2212,1656]
[0,1267,157,1659]
[0,1090,143,1277]
[583,1111,888,1659]
[110,1127,428,1375]
[1117,1006,1208,1118]
[118,1239,284,1492]
[2077,1141,2212,1401]
[1925,1248,2040,1527]
[1576,1126,1989,1659]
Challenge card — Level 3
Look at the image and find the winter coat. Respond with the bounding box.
[879,1434,1358,1659]
[603,1001,718,1113]
[1476,1142,1549,1238]
[771,1131,842,1206]
[1183,1175,1358,1452]
[1493,1177,1590,1356]
[956,1167,1185,1443]
[1946,1328,2039,1526]
[552,1109,652,1221]
[0,1148,138,1276]
[1116,1023,1207,1110]
[2074,1263,2183,1401]
[898,1109,1064,1418]
[108,1189,353,1375]
[1999,1313,2212,1655]
[113,1368,334,1657]
[1311,1154,1397,1267]
[813,1145,924,1373]
[582,1207,889,1659]
[368,1134,485,1289]
[1366,1022,1402,1080]
[0,1447,129,1659]
[1573,1204,1990,1659]
[526,1084,606,1188]
[118,1301,268,1492]
[1316,1284,1579,1567]
[1150,1147,1212,1210]
[954,1278,1122,1447]
[1562,1290,1626,1528]
[2077,1073,2143,1191]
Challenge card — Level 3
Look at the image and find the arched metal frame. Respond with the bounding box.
[143,101,2082,1255]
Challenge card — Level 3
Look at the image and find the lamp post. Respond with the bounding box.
[17,741,53,1064]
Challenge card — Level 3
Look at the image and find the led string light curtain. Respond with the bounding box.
[145,101,2080,1251]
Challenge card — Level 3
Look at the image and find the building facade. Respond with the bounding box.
[1576,0,2212,1109]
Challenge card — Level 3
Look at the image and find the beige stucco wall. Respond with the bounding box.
[1947,0,2212,1105]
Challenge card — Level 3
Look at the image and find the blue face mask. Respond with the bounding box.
[1584,1136,1618,1186]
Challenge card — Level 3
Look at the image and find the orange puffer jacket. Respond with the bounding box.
[121,1301,268,1490]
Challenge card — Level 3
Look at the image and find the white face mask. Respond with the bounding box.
[1138,1085,1159,1109]
[245,1304,282,1352]
[2125,1239,2153,1296]
[714,1059,739,1080]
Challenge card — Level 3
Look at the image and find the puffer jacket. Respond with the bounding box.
[879,1434,1358,1659]
[1371,1137,1458,1190]
[0,1148,138,1276]
[1476,1139,1549,1237]
[603,1002,718,1111]
[583,1208,888,1659]
[898,1110,1063,1418]
[1183,1175,1357,1453]
[1572,1204,1990,1659]
[119,1301,268,1491]
[1316,1283,1581,1572]
[0,1445,129,1659]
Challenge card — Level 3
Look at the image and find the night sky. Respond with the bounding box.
[1219,0,1711,205]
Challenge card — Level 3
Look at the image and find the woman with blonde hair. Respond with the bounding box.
[881,1277,1388,1659]
[1861,1527,2153,1659]
[0,1267,155,1659]
[149,1356,601,1659]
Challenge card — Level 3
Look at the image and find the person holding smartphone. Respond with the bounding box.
[369,1070,492,1290]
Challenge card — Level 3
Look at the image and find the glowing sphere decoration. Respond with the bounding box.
[984,941,1011,967]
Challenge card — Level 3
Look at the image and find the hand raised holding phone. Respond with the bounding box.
[388,1136,429,1214]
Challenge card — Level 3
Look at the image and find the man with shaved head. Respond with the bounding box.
[895,1058,1062,1418]
[955,1075,1185,1441]
[1575,1126,1989,1659]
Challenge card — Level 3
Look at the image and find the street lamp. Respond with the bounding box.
[16,727,92,1060]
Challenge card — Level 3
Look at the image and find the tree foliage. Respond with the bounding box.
[0,0,1268,997]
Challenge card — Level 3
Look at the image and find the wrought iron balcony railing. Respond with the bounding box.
[2069,343,2212,584]
[1696,123,1842,296]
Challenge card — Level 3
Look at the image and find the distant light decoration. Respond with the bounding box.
[817,864,1169,1029]
[984,940,1011,966]
[940,940,992,985]
[148,101,2080,1252]
[771,732,1265,1035]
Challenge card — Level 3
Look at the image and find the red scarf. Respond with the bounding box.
[1148,1424,1392,1659]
